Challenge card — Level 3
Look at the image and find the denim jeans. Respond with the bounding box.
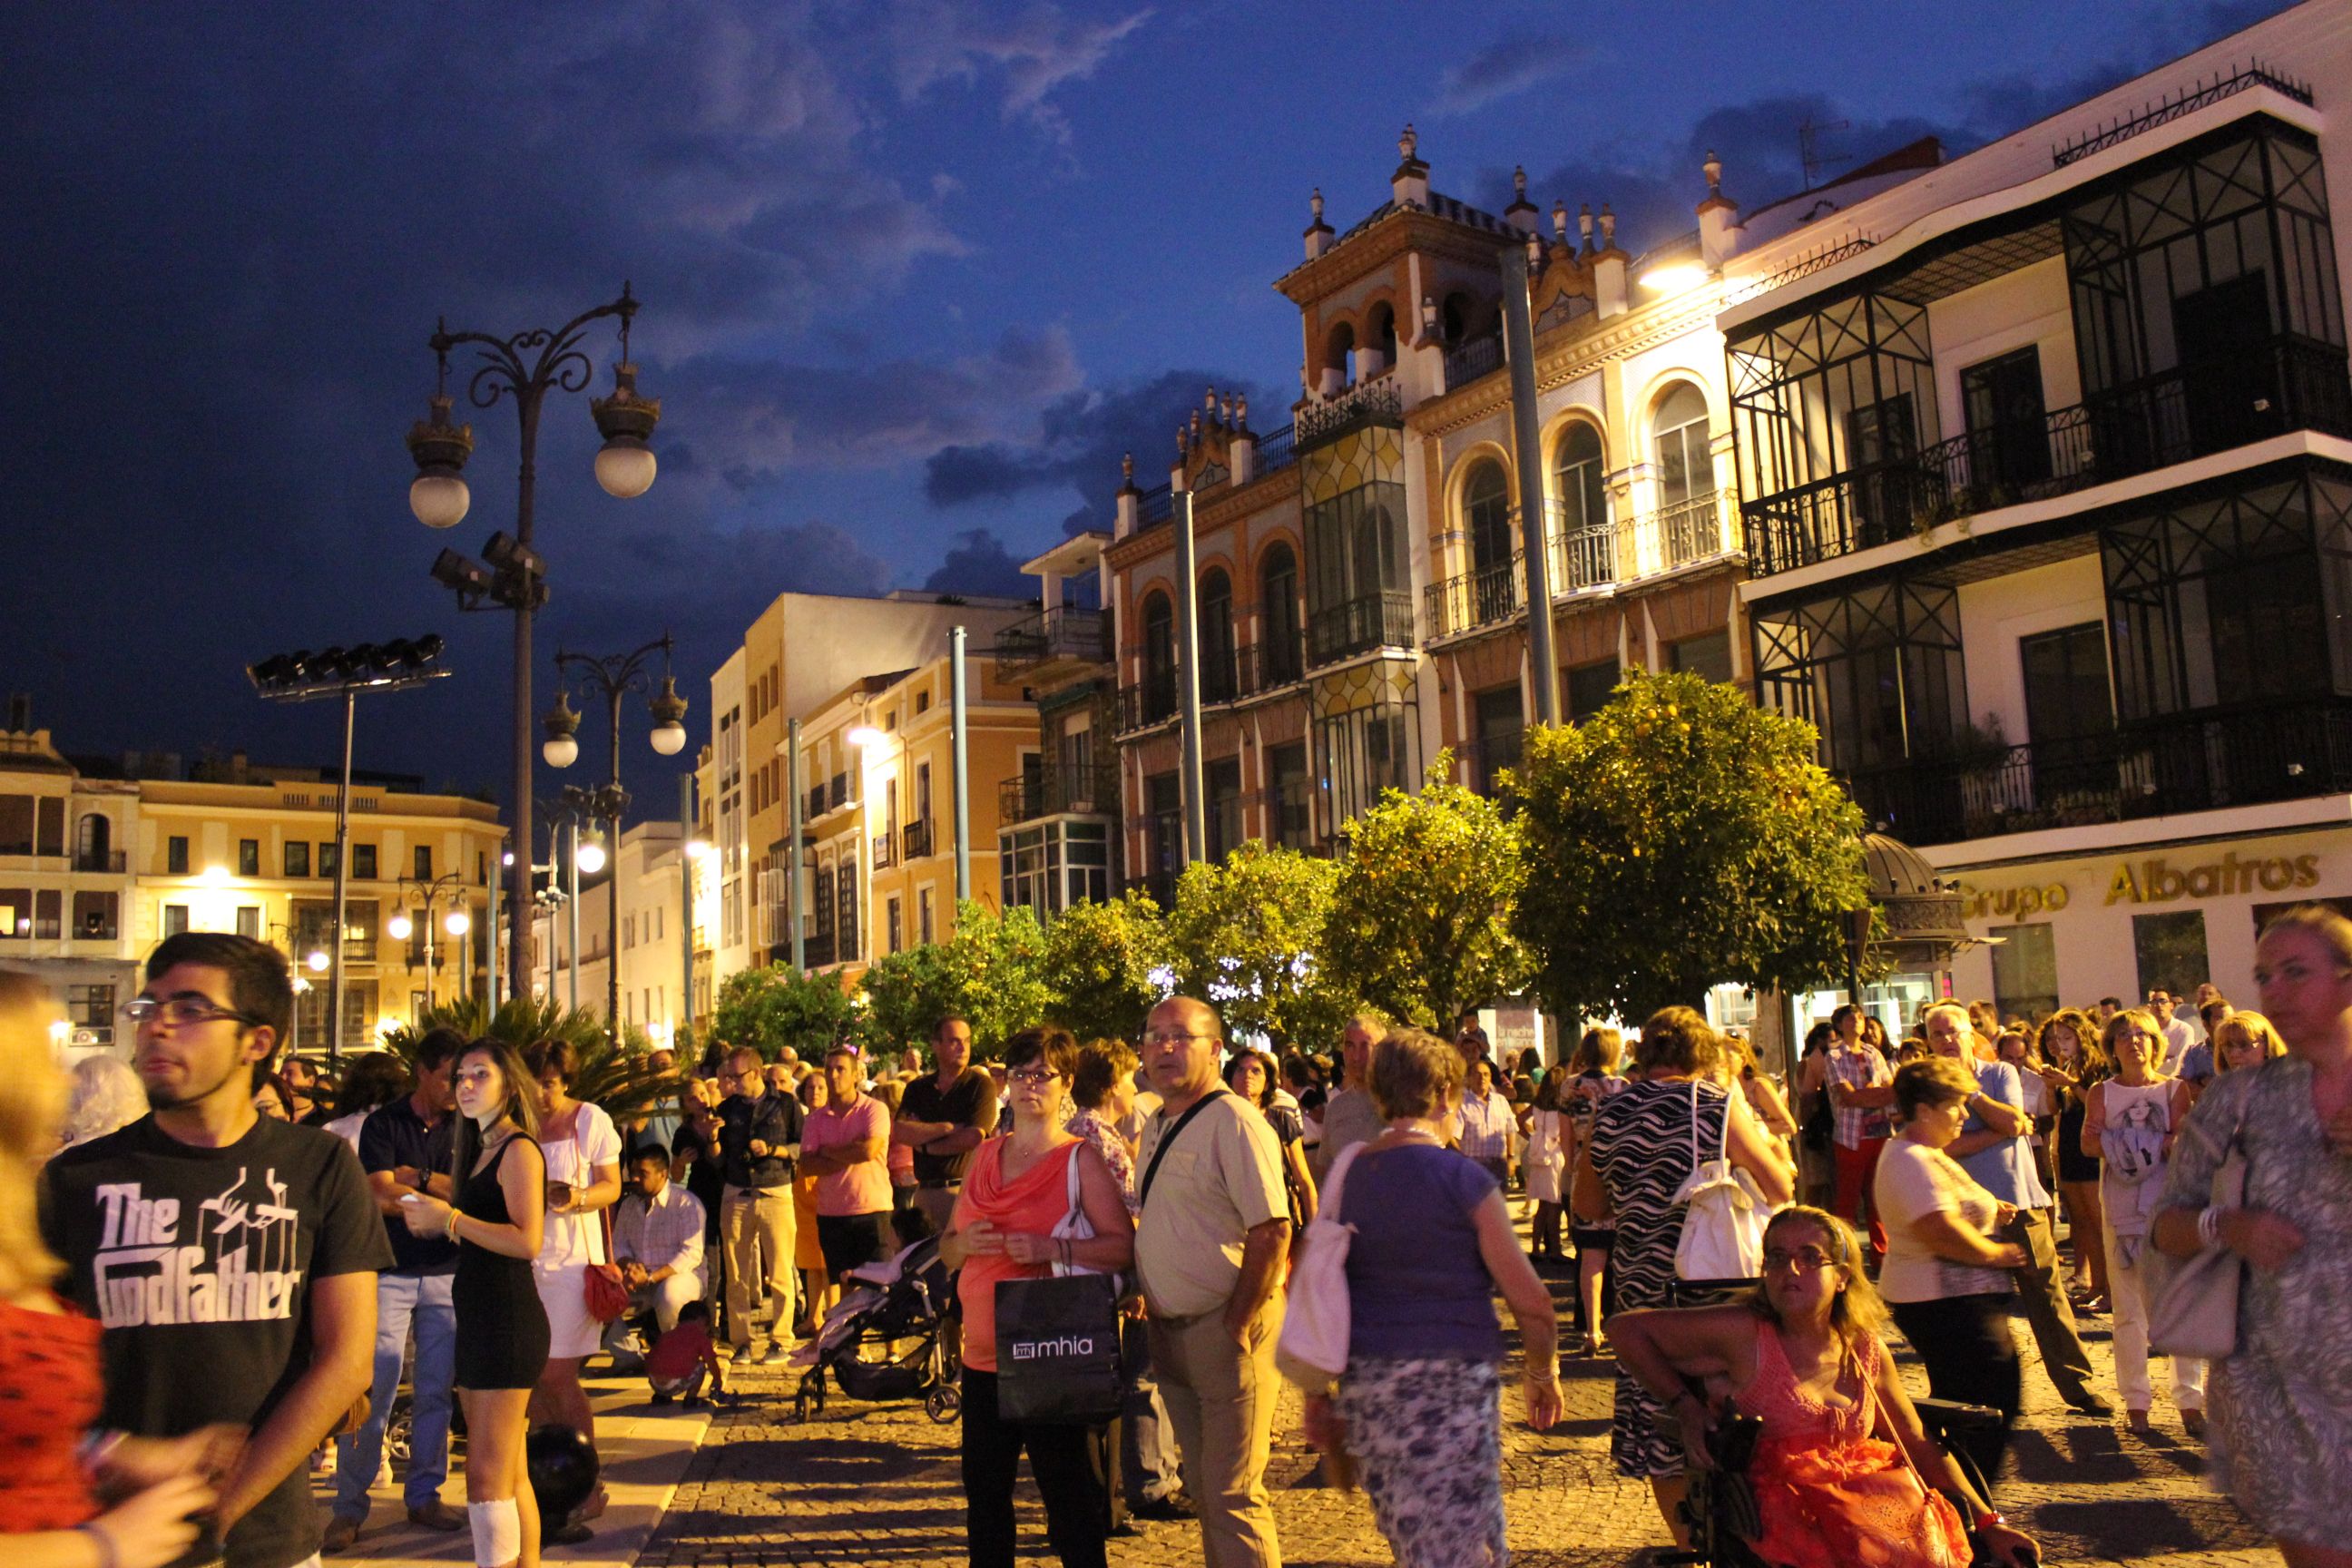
[337,1269,456,1517]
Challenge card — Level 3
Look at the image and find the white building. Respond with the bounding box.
[533,820,690,1046]
[1726,0,2352,1019]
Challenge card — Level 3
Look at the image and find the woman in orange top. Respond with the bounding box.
[1609,1207,2038,1568]
[942,1026,1132,1568]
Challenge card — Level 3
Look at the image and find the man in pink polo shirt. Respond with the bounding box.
[799,1042,895,1286]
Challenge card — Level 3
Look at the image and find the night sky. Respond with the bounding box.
[4,0,2281,809]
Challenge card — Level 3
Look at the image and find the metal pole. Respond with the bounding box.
[787,717,805,972]
[606,688,625,1046]
[1501,243,1561,726]
[424,895,437,1014]
[950,626,972,903]
[678,773,695,1056]
[485,850,501,1014]
[507,389,543,1010]
[328,689,355,1063]
[1171,492,1209,861]
[567,818,582,1014]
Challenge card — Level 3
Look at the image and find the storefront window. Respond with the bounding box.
[2132,908,2211,999]
[1990,922,2059,1021]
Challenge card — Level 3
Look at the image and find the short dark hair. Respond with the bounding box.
[2099,995,2122,1008]
[334,1052,409,1119]
[630,1142,671,1170]
[524,1038,580,1084]
[676,1299,710,1326]
[933,1014,970,1042]
[1003,1025,1080,1083]
[413,1026,468,1072]
[146,933,293,1054]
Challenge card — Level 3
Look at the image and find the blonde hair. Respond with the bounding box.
[2100,1006,2164,1064]
[0,972,69,1292]
[1744,1207,1890,1346]
[2211,1010,2288,1071]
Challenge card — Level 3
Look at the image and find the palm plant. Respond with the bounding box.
[379,997,685,1127]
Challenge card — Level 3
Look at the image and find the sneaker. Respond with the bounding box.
[321,1514,364,1553]
[730,1344,758,1365]
[760,1341,789,1365]
[1130,1491,1196,1522]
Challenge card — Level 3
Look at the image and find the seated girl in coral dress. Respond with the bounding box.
[1609,1207,2039,1568]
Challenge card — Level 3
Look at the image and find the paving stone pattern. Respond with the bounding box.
[643,1260,2283,1568]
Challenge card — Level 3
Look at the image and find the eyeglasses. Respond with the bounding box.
[1761,1245,1838,1273]
[1007,1067,1063,1088]
[122,996,262,1029]
[1142,1029,1216,1047]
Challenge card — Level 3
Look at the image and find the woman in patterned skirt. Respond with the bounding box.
[1299,1028,1560,1567]
[2154,906,2352,1568]
[1573,1006,1793,1546]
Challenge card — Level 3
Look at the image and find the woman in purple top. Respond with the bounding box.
[1301,1029,1561,1567]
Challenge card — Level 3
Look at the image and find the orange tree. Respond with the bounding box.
[1325,755,1530,1028]
[1509,671,1867,1025]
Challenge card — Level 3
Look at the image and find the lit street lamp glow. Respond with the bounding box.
[575,836,608,876]
[845,724,887,749]
[445,909,471,936]
[387,912,415,940]
[306,949,330,974]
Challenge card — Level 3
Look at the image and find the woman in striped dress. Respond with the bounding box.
[1574,1006,1793,1546]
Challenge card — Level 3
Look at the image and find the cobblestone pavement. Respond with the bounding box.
[643,1252,2282,1568]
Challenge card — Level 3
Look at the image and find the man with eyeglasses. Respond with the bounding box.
[42,932,390,1568]
[1133,997,1289,1568]
[716,1046,803,1364]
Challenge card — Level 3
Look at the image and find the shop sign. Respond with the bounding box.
[1959,882,2069,920]
[2104,851,2318,906]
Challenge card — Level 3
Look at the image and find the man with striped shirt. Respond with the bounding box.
[1456,1055,1520,1191]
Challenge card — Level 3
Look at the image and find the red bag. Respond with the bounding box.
[584,1206,630,1323]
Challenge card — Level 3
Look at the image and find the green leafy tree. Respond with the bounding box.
[858,943,959,1060]
[942,900,1054,1058]
[856,902,1054,1061]
[1164,841,1357,1050]
[711,965,857,1062]
[1327,754,1532,1028]
[379,996,680,1125]
[1042,889,1171,1043]
[1510,670,1868,1025]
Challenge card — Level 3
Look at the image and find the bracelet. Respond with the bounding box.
[445,1207,463,1242]
[76,1524,118,1568]
[1974,1509,2006,1532]
[2198,1205,2229,1249]
[76,1429,124,1478]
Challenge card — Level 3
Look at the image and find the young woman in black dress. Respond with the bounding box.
[404,1039,550,1568]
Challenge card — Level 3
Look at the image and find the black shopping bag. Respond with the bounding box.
[995,1273,1123,1426]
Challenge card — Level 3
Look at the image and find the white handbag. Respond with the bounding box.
[1275,1141,1365,1391]
[2148,1075,2253,1360]
[1049,1142,1116,1285]
[1672,1085,1772,1282]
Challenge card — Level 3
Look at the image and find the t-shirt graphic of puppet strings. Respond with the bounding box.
[89,1161,309,1325]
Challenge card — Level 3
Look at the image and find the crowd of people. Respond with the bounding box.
[0,904,2348,1568]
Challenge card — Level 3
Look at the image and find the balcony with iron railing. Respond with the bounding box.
[72,849,128,874]
[1841,699,2352,848]
[1747,336,2352,577]
[903,818,935,860]
[1308,590,1416,666]
[872,831,896,869]
[999,762,1121,825]
[1424,558,1524,641]
[1443,331,1504,389]
[994,606,1111,673]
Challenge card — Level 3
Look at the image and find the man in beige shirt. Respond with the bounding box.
[1135,996,1290,1568]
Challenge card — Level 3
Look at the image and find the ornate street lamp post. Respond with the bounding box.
[409,285,661,1008]
[542,634,688,1044]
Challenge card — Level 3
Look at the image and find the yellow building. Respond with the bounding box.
[783,651,1037,975]
[0,724,142,1050]
[132,759,505,1054]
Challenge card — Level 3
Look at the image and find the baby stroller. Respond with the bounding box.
[790,1234,962,1425]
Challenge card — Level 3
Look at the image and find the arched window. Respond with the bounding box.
[1553,420,1612,585]
[1142,592,1175,720]
[1325,321,1357,387]
[1364,302,1397,377]
[1198,568,1236,702]
[74,813,110,870]
[1462,459,1516,623]
[1442,291,1472,345]
[1259,543,1303,685]
[1652,384,1715,507]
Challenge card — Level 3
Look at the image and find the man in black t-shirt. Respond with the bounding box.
[891,1014,1000,1233]
[43,933,390,1568]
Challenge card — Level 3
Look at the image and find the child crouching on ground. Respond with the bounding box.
[646,1299,730,1408]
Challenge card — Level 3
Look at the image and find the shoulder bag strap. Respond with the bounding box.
[1140,1088,1229,1206]
[1318,1139,1366,1221]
